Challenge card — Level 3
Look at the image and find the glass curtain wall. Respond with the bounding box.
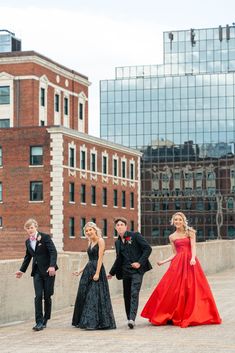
[100,26,235,244]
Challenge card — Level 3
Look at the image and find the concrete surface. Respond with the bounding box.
[0,267,234,353]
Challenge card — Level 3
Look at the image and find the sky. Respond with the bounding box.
[1,0,235,136]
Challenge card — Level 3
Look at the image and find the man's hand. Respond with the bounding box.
[47,267,56,276]
[107,274,113,280]
[131,262,141,269]
[15,271,23,279]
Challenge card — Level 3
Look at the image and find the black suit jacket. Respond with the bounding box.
[20,232,58,277]
[109,231,152,280]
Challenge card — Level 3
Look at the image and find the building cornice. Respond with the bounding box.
[47,126,142,157]
[0,51,91,87]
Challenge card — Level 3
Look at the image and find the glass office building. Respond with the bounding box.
[100,25,235,244]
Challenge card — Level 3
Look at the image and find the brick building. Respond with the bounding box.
[0,50,141,257]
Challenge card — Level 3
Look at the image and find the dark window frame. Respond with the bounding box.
[91,185,96,204]
[69,182,75,202]
[30,146,43,166]
[0,86,10,104]
[69,217,75,237]
[30,181,43,201]
[81,184,86,203]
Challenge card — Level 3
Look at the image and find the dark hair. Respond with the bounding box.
[113,217,128,225]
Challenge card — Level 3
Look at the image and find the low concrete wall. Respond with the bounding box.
[1,240,234,325]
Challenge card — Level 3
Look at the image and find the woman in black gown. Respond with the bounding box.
[72,222,116,330]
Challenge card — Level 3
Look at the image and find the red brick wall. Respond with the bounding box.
[0,57,89,132]
[0,127,51,232]
[62,135,139,252]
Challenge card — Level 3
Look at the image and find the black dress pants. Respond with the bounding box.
[123,273,143,321]
[33,270,55,324]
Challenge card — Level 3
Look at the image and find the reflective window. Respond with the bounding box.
[0,86,10,104]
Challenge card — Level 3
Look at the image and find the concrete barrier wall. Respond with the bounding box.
[1,239,235,325]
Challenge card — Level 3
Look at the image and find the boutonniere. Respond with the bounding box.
[37,235,42,242]
[124,235,132,245]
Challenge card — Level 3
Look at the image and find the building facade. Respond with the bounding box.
[0,49,141,258]
[100,25,235,244]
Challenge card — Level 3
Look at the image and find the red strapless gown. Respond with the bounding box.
[141,237,222,327]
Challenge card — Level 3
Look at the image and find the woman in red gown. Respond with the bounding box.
[141,212,222,328]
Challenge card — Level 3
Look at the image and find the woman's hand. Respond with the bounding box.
[190,258,196,266]
[72,270,82,276]
[157,260,164,266]
[93,273,99,281]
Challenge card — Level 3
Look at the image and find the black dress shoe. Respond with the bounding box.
[32,323,44,331]
[42,320,47,328]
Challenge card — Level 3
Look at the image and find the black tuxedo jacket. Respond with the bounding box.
[109,231,152,280]
[20,232,58,277]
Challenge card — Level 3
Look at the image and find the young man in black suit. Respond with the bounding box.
[108,217,152,329]
[15,219,58,331]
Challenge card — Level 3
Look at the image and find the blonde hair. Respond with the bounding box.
[24,218,38,229]
[170,212,196,237]
[83,222,102,243]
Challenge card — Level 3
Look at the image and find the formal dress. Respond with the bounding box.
[141,237,222,328]
[72,243,116,329]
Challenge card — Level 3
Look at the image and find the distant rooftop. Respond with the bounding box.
[0,29,21,53]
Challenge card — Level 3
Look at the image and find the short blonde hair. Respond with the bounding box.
[24,218,38,229]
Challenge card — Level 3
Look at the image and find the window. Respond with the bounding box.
[69,147,75,168]
[40,88,45,107]
[64,97,69,115]
[0,147,2,166]
[30,146,43,165]
[130,162,135,180]
[102,155,108,174]
[0,86,10,104]
[0,119,10,128]
[80,150,86,170]
[81,184,86,203]
[80,217,86,236]
[113,158,118,177]
[30,181,43,201]
[91,217,96,224]
[113,189,118,207]
[0,182,2,201]
[227,198,234,210]
[175,199,181,210]
[69,182,75,202]
[130,192,134,208]
[69,217,75,237]
[91,153,96,172]
[122,160,126,178]
[55,94,60,112]
[103,219,107,237]
[122,191,126,207]
[103,188,107,205]
[130,221,134,232]
[91,185,96,204]
[79,103,83,120]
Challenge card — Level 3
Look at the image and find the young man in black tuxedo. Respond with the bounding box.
[15,219,58,331]
[108,217,152,329]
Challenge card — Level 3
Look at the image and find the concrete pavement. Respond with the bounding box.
[0,268,235,353]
